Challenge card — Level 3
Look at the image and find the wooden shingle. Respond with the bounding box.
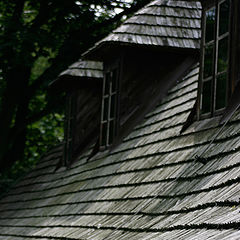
[84,0,201,59]
[59,60,103,79]
[1,0,240,239]
[1,62,240,239]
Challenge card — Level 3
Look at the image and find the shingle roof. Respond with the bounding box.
[49,59,103,90]
[84,0,202,59]
[1,63,240,239]
[59,60,103,79]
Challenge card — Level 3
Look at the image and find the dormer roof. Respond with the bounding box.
[49,59,103,91]
[84,0,202,60]
[59,60,103,79]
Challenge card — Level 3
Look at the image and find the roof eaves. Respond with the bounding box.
[49,59,103,91]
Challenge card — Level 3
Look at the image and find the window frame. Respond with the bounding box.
[63,92,77,166]
[99,60,120,150]
[197,0,232,119]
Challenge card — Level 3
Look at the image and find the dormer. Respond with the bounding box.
[50,60,103,166]
[83,0,202,150]
[52,0,203,166]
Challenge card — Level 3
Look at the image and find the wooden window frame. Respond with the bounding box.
[63,92,77,166]
[99,61,120,150]
[197,0,233,119]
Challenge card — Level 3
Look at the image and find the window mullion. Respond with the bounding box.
[100,64,119,149]
[200,0,231,118]
[100,75,107,147]
[107,78,112,146]
[212,2,220,115]
[216,0,230,111]
[226,0,231,100]
[63,92,76,166]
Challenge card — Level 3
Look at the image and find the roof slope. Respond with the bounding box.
[49,59,103,90]
[0,64,240,239]
[58,60,103,79]
[84,0,202,59]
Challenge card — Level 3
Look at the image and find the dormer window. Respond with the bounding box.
[100,66,119,150]
[63,92,76,166]
[51,60,103,167]
[200,0,231,117]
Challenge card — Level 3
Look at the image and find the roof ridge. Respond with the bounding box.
[145,0,202,9]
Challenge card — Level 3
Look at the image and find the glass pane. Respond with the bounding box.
[205,8,216,43]
[112,69,117,93]
[109,120,114,144]
[110,94,116,118]
[202,80,212,114]
[219,0,230,36]
[203,45,214,79]
[101,123,108,146]
[217,36,228,73]
[104,72,110,95]
[103,98,109,121]
[216,73,227,110]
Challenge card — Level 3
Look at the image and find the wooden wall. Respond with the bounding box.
[65,81,102,163]
[114,48,195,145]
[65,48,197,159]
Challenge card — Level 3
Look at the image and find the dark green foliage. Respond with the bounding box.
[0,0,152,193]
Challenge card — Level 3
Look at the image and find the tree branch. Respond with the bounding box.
[28,1,51,31]
[28,0,152,97]
[92,0,152,29]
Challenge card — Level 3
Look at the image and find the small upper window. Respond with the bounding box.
[200,0,231,117]
[100,68,119,149]
[63,92,76,166]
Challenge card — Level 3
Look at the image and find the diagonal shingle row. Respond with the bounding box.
[84,0,202,59]
[0,63,240,239]
[1,1,240,239]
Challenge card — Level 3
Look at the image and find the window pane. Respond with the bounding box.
[110,94,116,118]
[102,67,119,147]
[204,45,214,79]
[205,8,216,43]
[217,37,228,73]
[216,73,227,110]
[103,98,109,121]
[202,80,212,114]
[104,73,110,95]
[109,120,114,145]
[219,0,230,36]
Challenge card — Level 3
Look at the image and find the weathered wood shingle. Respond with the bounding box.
[84,0,201,59]
[59,60,103,79]
[0,62,240,239]
[49,59,103,91]
[1,0,240,239]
